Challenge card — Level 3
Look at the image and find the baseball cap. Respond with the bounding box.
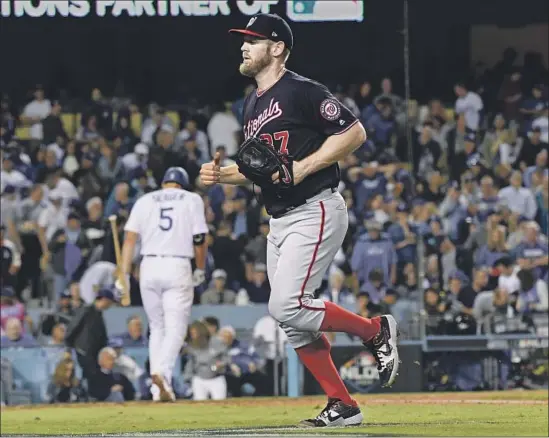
[464,131,476,143]
[96,287,119,302]
[134,143,149,155]
[212,269,227,280]
[229,14,294,51]
[448,270,469,284]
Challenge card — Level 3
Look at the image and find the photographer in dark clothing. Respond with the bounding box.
[64,287,118,382]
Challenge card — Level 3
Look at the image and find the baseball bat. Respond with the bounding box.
[108,215,131,307]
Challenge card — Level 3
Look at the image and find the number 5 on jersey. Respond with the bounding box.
[259,130,289,155]
[159,207,173,231]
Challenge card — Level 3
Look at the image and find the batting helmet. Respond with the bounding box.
[162,167,189,187]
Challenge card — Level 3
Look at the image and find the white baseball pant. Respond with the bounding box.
[191,375,227,401]
[140,256,194,384]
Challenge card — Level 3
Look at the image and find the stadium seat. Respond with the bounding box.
[61,113,76,138]
[14,126,31,140]
[166,111,180,130]
[131,112,142,136]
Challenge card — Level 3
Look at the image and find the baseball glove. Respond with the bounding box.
[236,136,294,192]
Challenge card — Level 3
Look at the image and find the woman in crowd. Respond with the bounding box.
[183,321,228,401]
[46,356,87,403]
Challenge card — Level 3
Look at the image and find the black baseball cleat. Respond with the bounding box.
[364,314,400,388]
[298,399,363,428]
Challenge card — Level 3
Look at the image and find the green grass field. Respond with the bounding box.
[1,390,547,436]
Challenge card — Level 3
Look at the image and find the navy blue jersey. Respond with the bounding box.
[242,70,358,216]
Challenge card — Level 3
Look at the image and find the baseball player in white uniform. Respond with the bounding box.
[120,167,208,402]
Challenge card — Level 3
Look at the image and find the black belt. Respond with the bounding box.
[143,254,189,259]
[271,187,337,219]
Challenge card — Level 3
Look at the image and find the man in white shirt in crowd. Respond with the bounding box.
[454,81,484,131]
[78,260,118,304]
[141,105,173,146]
[1,152,30,193]
[532,102,548,143]
[20,85,52,141]
[498,170,537,220]
[495,257,521,294]
[122,142,149,175]
[44,168,79,208]
[207,102,241,157]
[37,189,69,268]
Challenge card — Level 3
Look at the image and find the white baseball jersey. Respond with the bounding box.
[124,187,208,257]
[79,261,117,304]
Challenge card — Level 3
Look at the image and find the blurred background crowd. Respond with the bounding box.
[1,1,548,404]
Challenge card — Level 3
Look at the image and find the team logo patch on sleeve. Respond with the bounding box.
[320,98,341,121]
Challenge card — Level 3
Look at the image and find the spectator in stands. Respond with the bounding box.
[183,320,228,401]
[439,237,458,288]
[48,212,91,300]
[242,263,270,304]
[351,218,396,290]
[374,77,404,119]
[320,268,355,306]
[46,356,87,403]
[472,288,512,328]
[523,149,548,190]
[360,268,389,305]
[82,197,105,246]
[414,123,442,176]
[475,227,507,270]
[45,168,80,207]
[112,112,137,154]
[499,171,537,220]
[496,257,521,294]
[218,325,264,397]
[207,102,241,158]
[356,292,375,318]
[349,163,387,219]
[481,114,509,168]
[15,184,46,299]
[87,347,135,402]
[104,182,134,219]
[535,173,549,235]
[202,316,220,337]
[454,81,484,131]
[75,115,101,143]
[518,126,549,171]
[42,100,67,146]
[20,85,51,142]
[388,203,417,272]
[73,153,105,203]
[45,322,66,346]
[1,225,21,289]
[108,337,145,383]
[512,221,548,280]
[532,102,548,143]
[244,217,269,268]
[515,269,549,314]
[424,287,446,334]
[141,105,172,146]
[1,153,29,194]
[98,142,124,185]
[77,261,116,304]
[1,317,38,347]
[520,84,546,132]
[200,269,236,304]
[65,287,117,382]
[112,315,147,347]
[210,220,246,288]
[365,97,396,147]
[176,118,210,162]
[82,88,113,135]
[1,286,33,334]
[460,269,489,315]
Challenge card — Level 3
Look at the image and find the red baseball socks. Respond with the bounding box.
[320,301,381,342]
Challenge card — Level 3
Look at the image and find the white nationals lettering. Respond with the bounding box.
[244,99,283,140]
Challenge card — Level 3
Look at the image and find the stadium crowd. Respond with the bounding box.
[1,51,548,402]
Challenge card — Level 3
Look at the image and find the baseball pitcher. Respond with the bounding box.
[120,167,208,402]
[200,14,399,427]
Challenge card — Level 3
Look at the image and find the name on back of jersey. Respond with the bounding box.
[152,191,186,203]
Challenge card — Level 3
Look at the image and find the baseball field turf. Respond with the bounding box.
[1,390,547,436]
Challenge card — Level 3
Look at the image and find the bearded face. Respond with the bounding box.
[239,39,273,77]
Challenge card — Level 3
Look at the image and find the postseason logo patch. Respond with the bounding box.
[320,98,341,121]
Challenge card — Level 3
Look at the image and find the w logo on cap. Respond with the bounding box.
[247,17,257,27]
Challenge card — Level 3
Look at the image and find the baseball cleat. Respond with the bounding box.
[298,399,363,427]
[151,374,176,402]
[364,314,400,388]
